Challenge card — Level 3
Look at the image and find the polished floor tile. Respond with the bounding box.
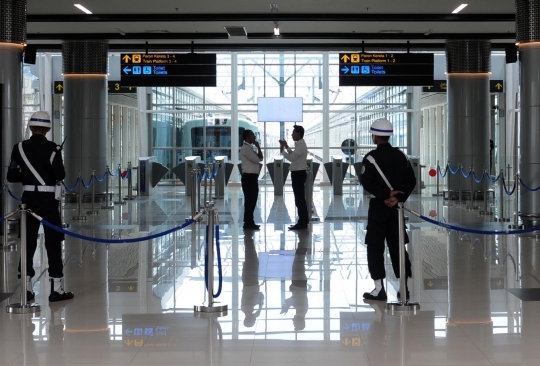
[0,182,539,366]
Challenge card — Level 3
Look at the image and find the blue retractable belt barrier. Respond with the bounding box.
[520,178,540,192]
[40,218,195,243]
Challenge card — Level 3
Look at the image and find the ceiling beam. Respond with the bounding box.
[29,42,514,52]
[27,13,515,23]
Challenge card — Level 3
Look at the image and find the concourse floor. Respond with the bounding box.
[1,183,539,366]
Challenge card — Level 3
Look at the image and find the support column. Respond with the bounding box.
[62,41,108,184]
[516,0,540,227]
[445,40,491,196]
[1,0,26,212]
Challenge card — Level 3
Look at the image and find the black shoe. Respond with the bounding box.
[49,291,75,302]
[27,291,35,302]
[288,224,308,230]
[397,290,410,301]
[363,282,387,301]
[243,224,260,230]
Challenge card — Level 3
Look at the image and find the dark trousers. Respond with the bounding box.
[19,194,65,278]
[365,199,412,280]
[291,170,309,225]
[241,173,259,225]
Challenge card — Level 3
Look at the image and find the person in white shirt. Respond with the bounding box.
[240,129,263,230]
[279,125,309,230]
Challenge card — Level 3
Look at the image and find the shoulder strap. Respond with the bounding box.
[18,142,46,185]
[366,155,393,190]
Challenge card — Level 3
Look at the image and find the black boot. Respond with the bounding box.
[363,279,387,301]
[49,278,75,302]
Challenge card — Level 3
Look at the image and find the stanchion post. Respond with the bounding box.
[59,183,70,228]
[124,161,135,200]
[458,163,462,204]
[2,181,16,250]
[115,164,126,205]
[436,160,440,197]
[190,170,197,220]
[87,169,99,215]
[203,165,208,208]
[197,168,202,213]
[498,169,505,222]
[386,203,420,314]
[102,166,114,209]
[73,171,87,221]
[194,201,228,315]
[208,164,214,201]
[468,166,477,210]
[509,172,523,229]
[6,204,41,314]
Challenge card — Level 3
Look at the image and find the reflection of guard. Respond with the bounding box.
[360,118,416,301]
[7,111,74,302]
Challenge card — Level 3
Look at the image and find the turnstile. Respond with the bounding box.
[266,157,290,195]
[184,156,201,195]
[324,155,347,195]
[408,155,421,194]
[138,156,157,196]
[213,156,234,198]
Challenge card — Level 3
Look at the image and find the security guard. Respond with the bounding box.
[360,118,416,301]
[7,111,74,302]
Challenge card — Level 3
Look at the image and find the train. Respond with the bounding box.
[152,113,280,179]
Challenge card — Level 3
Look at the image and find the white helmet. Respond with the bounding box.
[369,118,393,136]
[28,111,52,128]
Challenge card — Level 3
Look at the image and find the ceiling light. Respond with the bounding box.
[274,22,280,36]
[424,28,436,36]
[379,30,403,33]
[452,4,468,13]
[74,4,92,14]
[114,28,126,36]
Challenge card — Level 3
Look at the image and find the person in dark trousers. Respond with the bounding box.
[360,118,416,301]
[7,111,74,303]
[279,125,309,230]
[240,129,263,230]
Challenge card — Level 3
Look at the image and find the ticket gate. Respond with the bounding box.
[324,155,347,195]
[138,156,169,196]
[213,156,234,198]
[172,156,201,196]
[267,157,290,195]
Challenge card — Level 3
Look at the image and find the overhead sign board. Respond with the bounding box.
[120,53,217,87]
[423,80,447,93]
[53,81,136,94]
[339,53,434,86]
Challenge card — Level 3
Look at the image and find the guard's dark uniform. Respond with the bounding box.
[7,134,65,279]
[360,142,416,281]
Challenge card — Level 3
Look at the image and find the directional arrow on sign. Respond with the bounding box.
[56,84,63,91]
[427,281,434,287]
[122,55,131,63]
[124,340,133,346]
[125,328,133,335]
[343,323,350,331]
[128,286,135,291]
[341,54,350,63]
[342,338,351,346]
[495,83,503,90]
[123,66,131,74]
[341,66,350,74]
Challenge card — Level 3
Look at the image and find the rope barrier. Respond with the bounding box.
[460,166,472,179]
[108,167,121,177]
[62,177,80,192]
[38,216,195,244]
[121,169,130,181]
[405,207,540,235]
[94,172,108,183]
[8,190,21,201]
[438,165,448,178]
[448,164,460,175]
[472,170,484,183]
[81,175,93,189]
[486,174,500,183]
[520,178,540,192]
[502,177,517,196]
